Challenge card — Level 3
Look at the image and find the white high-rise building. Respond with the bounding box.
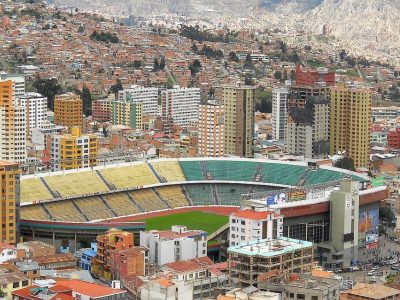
[118,85,158,116]
[198,101,224,157]
[272,87,288,141]
[161,86,200,127]
[18,92,47,135]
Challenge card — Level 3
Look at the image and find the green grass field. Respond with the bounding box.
[142,211,229,234]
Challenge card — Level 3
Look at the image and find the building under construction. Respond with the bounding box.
[228,237,314,287]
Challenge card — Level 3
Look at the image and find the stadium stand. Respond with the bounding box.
[304,168,347,185]
[45,201,86,222]
[150,161,186,182]
[156,186,190,208]
[185,184,215,205]
[215,184,251,206]
[99,163,159,189]
[129,189,168,212]
[21,204,49,220]
[103,193,141,216]
[260,163,306,186]
[20,178,53,202]
[74,197,115,220]
[179,161,204,181]
[43,172,109,198]
[206,161,258,181]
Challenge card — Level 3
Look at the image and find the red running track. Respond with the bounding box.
[102,206,240,223]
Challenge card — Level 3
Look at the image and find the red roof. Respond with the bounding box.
[232,209,272,221]
[163,256,214,273]
[57,280,126,297]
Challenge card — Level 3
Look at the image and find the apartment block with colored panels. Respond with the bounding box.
[54,93,83,131]
[51,127,98,171]
[111,100,143,130]
[0,160,20,244]
[92,228,134,280]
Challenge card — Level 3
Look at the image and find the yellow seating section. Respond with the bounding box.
[129,189,167,212]
[45,201,86,222]
[20,178,53,203]
[156,186,190,208]
[44,172,109,197]
[99,164,158,189]
[150,161,186,182]
[74,196,115,221]
[103,193,141,216]
[20,205,49,220]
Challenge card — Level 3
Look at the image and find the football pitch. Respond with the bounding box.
[141,211,229,234]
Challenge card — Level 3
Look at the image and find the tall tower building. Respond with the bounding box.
[161,87,200,127]
[216,84,255,157]
[330,85,371,168]
[287,96,330,159]
[0,72,25,99]
[272,87,288,141]
[0,160,20,244]
[111,101,143,130]
[118,86,158,116]
[18,92,47,136]
[54,93,83,131]
[0,80,27,164]
[198,100,224,157]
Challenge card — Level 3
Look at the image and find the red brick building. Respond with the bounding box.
[296,65,335,86]
[388,128,400,149]
[92,99,111,122]
[109,246,149,280]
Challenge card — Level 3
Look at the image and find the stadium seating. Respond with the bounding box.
[179,161,204,181]
[215,184,251,206]
[304,169,346,185]
[129,189,168,212]
[206,161,258,181]
[74,196,115,221]
[150,161,186,182]
[103,193,141,216]
[45,201,86,222]
[260,163,306,186]
[20,205,49,220]
[99,163,158,189]
[44,172,109,198]
[185,184,215,205]
[20,178,53,202]
[156,186,190,208]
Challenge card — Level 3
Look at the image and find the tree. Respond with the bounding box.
[244,74,253,86]
[110,79,123,95]
[78,25,84,33]
[189,59,202,76]
[159,57,166,69]
[191,43,198,53]
[79,86,92,116]
[42,23,50,30]
[334,156,355,171]
[273,71,282,80]
[244,53,254,69]
[283,70,288,81]
[339,49,347,61]
[32,77,61,110]
[255,89,272,113]
[153,58,160,71]
[229,51,239,62]
[133,60,142,69]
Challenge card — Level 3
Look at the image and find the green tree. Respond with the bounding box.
[159,57,166,69]
[78,25,84,33]
[110,78,123,96]
[191,43,198,53]
[244,53,254,69]
[244,74,253,85]
[273,71,282,80]
[153,58,160,71]
[79,86,92,116]
[229,51,239,62]
[32,77,62,110]
[133,60,142,69]
[334,156,355,171]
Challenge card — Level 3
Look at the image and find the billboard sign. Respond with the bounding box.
[265,193,287,205]
[366,232,379,249]
[359,208,379,233]
[288,189,306,201]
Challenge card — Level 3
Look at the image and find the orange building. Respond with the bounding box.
[54,93,83,131]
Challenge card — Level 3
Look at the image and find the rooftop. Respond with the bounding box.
[228,237,313,257]
[347,283,400,300]
[162,256,214,274]
[232,209,273,221]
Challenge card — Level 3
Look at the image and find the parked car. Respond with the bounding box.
[367,270,376,276]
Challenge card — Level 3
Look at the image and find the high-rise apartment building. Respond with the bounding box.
[54,93,83,131]
[0,80,27,164]
[287,96,330,159]
[0,72,25,99]
[18,92,47,135]
[295,65,335,87]
[51,127,98,171]
[198,100,224,157]
[216,84,255,157]
[0,160,20,244]
[161,86,200,127]
[330,85,371,168]
[118,86,158,116]
[272,87,288,141]
[111,101,143,130]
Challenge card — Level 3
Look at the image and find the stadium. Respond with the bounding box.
[19,158,388,255]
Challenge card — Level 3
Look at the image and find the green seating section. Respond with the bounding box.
[205,161,258,181]
[260,163,306,186]
[305,169,345,185]
[179,161,204,181]
[185,184,215,205]
[215,184,251,206]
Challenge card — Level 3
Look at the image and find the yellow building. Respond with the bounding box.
[111,101,143,130]
[54,93,83,132]
[0,271,30,300]
[51,127,98,171]
[330,85,371,168]
[0,160,20,244]
[216,84,255,158]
